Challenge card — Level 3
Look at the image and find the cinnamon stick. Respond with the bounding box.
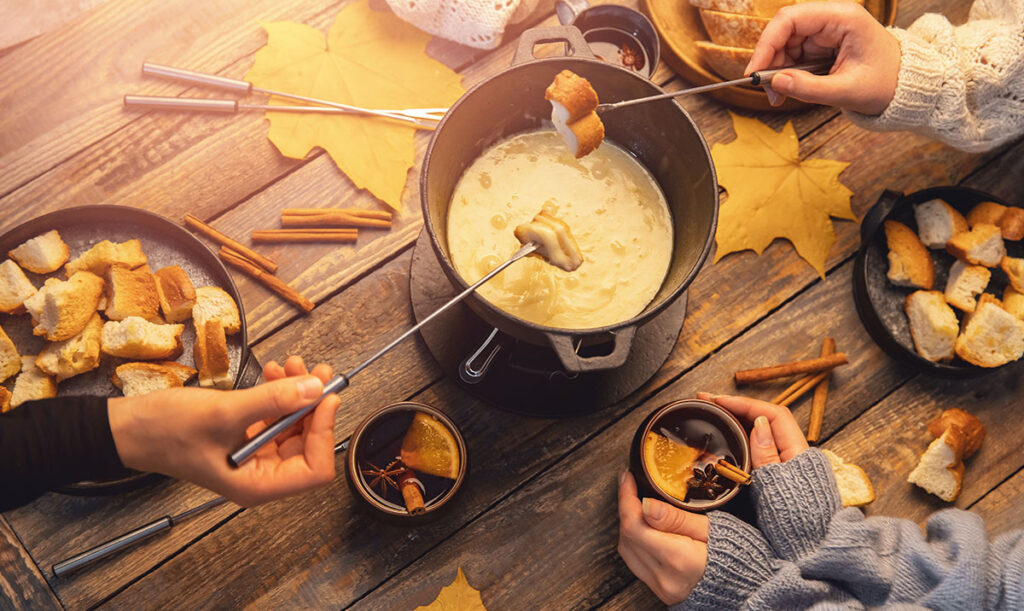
[399,469,425,515]
[772,373,815,405]
[714,459,752,486]
[776,370,830,408]
[282,208,392,221]
[184,214,277,274]
[807,338,836,444]
[281,211,392,229]
[218,247,314,313]
[734,353,847,385]
[251,229,358,244]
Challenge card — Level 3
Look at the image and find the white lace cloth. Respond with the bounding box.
[847,0,1024,152]
[385,0,548,49]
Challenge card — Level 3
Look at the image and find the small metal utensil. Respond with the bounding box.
[123,95,443,129]
[135,62,447,128]
[52,438,350,577]
[595,60,834,113]
[227,242,540,467]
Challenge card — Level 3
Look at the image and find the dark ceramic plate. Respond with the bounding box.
[853,187,1024,377]
[0,205,261,494]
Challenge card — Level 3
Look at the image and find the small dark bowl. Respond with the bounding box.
[630,399,751,512]
[345,402,468,524]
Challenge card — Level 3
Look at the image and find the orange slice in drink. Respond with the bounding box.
[644,431,700,501]
[400,412,461,479]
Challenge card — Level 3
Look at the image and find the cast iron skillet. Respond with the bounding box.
[0,205,263,494]
[853,187,1023,377]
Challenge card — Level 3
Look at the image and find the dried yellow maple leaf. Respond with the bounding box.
[246,0,465,211]
[711,113,855,277]
[414,567,487,611]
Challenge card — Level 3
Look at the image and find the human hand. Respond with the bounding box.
[617,470,708,605]
[109,356,341,506]
[697,392,809,467]
[745,2,900,114]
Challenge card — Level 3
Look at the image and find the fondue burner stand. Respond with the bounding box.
[410,231,688,417]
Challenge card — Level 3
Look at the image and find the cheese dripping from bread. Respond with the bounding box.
[545,70,605,158]
[514,209,584,272]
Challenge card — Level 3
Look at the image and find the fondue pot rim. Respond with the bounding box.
[421,55,718,339]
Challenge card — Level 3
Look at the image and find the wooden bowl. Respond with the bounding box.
[642,0,898,111]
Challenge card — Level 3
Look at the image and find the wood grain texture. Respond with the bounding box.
[825,367,1024,524]
[0,0,348,200]
[204,0,674,343]
[972,467,1024,537]
[89,87,1017,611]
[0,515,61,610]
[2,0,1020,608]
[345,261,912,610]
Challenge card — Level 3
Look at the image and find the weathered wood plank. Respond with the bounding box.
[0,0,343,199]
[0,0,515,203]
[201,0,678,342]
[0,515,62,610]
[97,83,1016,611]
[100,257,898,609]
[825,367,1024,524]
[336,261,915,610]
[971,468,1024,537]
[1,251,428,609]
[601,462,1024,610]
[4,0,1003,605]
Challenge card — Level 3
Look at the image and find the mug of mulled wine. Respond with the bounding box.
[630,399,752,512]
[555,0,660,79]
[345,402,468,524]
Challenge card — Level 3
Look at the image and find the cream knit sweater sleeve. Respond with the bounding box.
[847,0,1024,152]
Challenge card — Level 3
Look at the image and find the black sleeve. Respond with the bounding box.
[0,396,127,512]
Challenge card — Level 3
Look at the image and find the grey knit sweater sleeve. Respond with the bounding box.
[671,449,1024,610]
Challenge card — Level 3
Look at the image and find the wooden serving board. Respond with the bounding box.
[643,0,898,111]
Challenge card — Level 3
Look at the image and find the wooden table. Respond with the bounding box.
[2,0,1021,608]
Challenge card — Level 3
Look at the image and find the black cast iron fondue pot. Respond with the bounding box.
[421,25,718,373]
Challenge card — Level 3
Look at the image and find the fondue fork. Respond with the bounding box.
[130,62,447,128]
[227,242,540,467]
[51,438,350,577]
[595,59,835,113]
[123,95,443,130]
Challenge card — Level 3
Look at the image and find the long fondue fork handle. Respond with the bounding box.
[228,242,539,467]
[52,439,350,577]
[595,59,834,112]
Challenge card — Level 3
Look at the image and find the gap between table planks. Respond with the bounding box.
[95,125,1024,607]
[0,0,675,349]
[83,129,1018,609]
[7,107,994,607]
[10,65,1008,611]
[0,0,1007,605]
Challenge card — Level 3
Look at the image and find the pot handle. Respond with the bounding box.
[548,327,636,373]
[860,189,904,246]
[512,25,596,66]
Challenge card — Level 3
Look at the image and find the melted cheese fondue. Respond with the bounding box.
[446,130,673,329]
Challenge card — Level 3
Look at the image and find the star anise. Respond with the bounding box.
[619,42,645,72]
[688,463,727,498]
[360,459,404,495]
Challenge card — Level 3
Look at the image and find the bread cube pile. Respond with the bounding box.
[885,199,1024,368]
[689,0,863,81]
[0,230,241,411]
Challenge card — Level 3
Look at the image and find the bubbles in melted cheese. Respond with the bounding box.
[446,130,673,330]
